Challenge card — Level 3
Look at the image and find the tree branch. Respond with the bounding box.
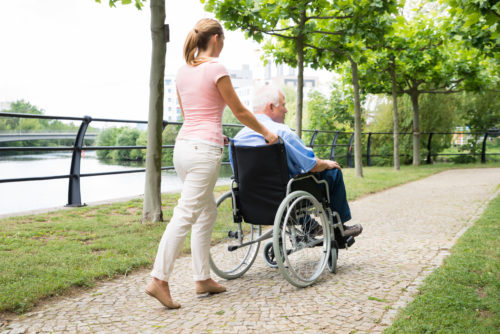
[268,26,296,32]
[246,25,297,39]
[303,43,345,54]
[418,89,465,94]
[310,30,344,35]
[307,15,353,20]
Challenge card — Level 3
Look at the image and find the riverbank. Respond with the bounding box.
[0,151,233,216]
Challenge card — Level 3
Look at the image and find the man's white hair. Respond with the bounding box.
[252,84,282,112]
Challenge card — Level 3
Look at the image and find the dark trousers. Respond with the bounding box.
[319,169,352,224]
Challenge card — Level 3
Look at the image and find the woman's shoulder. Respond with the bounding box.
[203,58,226,69]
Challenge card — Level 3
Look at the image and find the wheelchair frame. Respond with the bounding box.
[209,171,355,288]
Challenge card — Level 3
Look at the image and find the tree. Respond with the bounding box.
[97,0,166,222]
[367,93,459,165]
[360,8,492,165]
[204,0,341,139]
[444,0,499,58]
[306,85,353,162]
[305,0,398,177]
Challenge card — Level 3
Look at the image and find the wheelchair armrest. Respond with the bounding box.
[294,172,321,179]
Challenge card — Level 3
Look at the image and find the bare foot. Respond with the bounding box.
[145,278,181,309]
[195,278,227,295]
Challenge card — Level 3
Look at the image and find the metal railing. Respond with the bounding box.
[1,111,498,208]
[303,129,500,167]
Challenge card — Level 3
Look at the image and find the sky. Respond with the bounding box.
[0,0,292,122]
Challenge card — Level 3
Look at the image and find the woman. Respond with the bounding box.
[145,18,278,309]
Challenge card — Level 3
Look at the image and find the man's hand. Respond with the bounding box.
[310,158,341,172]
[325,160,341,170]
[223,135,229,145]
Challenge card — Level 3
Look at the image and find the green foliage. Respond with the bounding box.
[443,0,499,58]
[113,128,142,161]
[161,124,180,166]
[96,127,122,160]
[368,94,458,165]
[96,127,144,162]
[282,85,298,129]
[456,89,500,133]
[305,84,355,160]
[94,0,146,10]
[0,100,78,132]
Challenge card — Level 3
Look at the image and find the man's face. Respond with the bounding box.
[270,92,288,124]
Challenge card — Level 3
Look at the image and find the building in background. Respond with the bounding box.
[164,75,182,122]
[263,63,319,97]
[228,64,253,111]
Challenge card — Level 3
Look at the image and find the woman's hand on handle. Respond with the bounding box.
[264,130,278,145]
[217,76,278,144]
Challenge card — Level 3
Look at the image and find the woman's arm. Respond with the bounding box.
[216,76,278,144]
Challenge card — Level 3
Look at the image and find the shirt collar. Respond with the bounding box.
[255,113,273,122]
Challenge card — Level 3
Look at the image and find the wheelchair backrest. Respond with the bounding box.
[231,140,289,226]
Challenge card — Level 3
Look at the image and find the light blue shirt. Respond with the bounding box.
[230,114,317,178]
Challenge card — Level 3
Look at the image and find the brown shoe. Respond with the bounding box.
[344,224,363,237]
[145,281,181,309]
[195,278,227,297]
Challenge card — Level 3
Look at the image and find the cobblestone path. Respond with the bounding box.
[3,168,500,334]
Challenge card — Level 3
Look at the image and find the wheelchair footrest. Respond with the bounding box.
[345,236,355,248]
[336,236,355,249]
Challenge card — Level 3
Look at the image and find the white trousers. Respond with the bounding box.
[151,139,223,281]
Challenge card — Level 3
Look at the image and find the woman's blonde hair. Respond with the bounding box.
[184,18,224,66]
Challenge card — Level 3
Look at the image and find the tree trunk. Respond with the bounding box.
[143,0,166,223]
[295,12,306,139]
[390,64,400,171]
[410,91,420,166]
[349,58,363,178]
[296,37,304,139]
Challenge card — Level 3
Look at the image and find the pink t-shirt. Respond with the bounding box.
[175,59,229,147]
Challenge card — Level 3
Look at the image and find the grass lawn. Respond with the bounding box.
[384,191,500,333]
[0,162,499,314]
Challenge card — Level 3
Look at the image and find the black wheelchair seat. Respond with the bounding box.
[230,140,330,226]
[231,140,289,225]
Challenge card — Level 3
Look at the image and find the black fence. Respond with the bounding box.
[1,111,499,208]
[304,128,500,167]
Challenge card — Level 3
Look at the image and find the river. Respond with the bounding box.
[0,152,232,217]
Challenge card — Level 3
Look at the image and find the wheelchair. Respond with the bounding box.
[209,140,356,288]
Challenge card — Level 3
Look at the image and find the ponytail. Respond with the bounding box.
[183,18,224,66]
[183,30,199,66]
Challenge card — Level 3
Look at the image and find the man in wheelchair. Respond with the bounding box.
[231,84,362,239]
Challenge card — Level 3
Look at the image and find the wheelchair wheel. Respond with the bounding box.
[327,240,338,274]
[273,191,330,288]
[209,191,261,280]
[263,241,278,268]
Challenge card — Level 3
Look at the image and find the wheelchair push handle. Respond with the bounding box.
[227,136,284,145]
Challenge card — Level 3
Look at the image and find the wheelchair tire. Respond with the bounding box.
[209,191,261,280]
[263,241,278,268]
[273,191,330,288]
[327,240,338,274]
